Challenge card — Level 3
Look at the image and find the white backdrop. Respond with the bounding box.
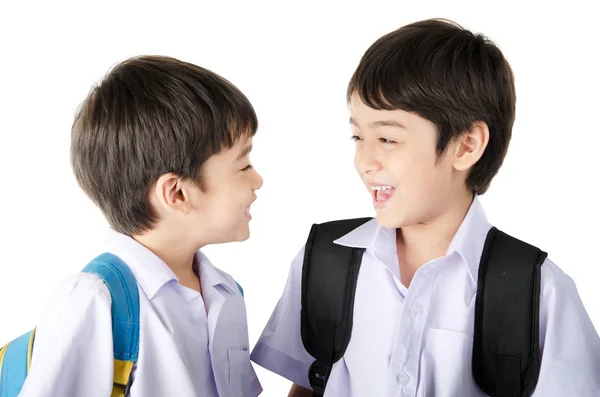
[1,1,598,395]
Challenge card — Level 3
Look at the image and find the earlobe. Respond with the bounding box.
[453,121,489,171]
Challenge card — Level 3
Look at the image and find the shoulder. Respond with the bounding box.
[37,272,112,328]
[50,272,112,306]
[539,257,575,299]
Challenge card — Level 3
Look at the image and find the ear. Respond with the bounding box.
[153,173,191,215]
[453,121,490,171]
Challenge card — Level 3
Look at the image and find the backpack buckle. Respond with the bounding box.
[308,360,331,396]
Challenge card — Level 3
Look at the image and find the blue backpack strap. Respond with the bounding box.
[0,330,36,397]
[82,253,140,396]
[235,281,244,297]
[0,253,139,397]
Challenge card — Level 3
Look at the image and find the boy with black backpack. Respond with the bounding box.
[251,19,600,396]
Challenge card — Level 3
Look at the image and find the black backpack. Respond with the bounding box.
[300,218,547,397]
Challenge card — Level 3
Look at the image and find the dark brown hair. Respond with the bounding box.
[348,19,515,194]
[71,56,257,235]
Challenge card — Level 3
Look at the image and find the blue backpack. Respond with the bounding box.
[0,253,140,397]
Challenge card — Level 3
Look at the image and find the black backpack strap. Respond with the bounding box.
[300,217,372,396]
[473,227,547,397]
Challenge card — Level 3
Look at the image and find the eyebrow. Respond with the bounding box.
[349,117,407,129]
[236,144,253,161]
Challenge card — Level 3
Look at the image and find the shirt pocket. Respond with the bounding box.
[227,347,252,397]
[424,328,485,397]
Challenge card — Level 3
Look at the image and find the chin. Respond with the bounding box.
[375,209,406,229]
[209,225,250,245]
[235,226,251,242]
[237,233,250,242]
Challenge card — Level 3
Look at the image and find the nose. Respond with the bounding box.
[252,168,264,191]
[354,144,382,176]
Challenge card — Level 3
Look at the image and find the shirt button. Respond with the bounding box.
[411,304,422,317]
[396,372,410,386]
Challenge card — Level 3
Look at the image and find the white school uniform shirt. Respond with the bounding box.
[19,230,262,397]
[251,197,600,396]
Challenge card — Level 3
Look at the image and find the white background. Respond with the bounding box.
[1,1,598,395]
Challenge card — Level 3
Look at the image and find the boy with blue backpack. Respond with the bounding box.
[0,55,263,396]
[251,19,600,396]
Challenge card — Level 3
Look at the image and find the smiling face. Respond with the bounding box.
[187,135,263,243]
[350,94,463,229]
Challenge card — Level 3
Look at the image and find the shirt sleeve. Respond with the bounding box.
[18,272,115,397]
[533,258,600,396]
[250,246,315,390]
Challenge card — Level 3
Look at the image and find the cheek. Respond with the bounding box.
[397,153,448,198]
[219,179,249,210]
[203,184,233,212]
[353,153,361,175]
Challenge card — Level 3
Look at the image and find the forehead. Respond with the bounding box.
[232,133,252,149]
[350,95,408,124]
[205,134,252,166]
[349,93,436,133]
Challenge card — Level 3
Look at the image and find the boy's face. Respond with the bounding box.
[188,135,263,244]
[350,94,462,229]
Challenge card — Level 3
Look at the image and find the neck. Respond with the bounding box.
[396,190,474,285]
[132,226,199,281]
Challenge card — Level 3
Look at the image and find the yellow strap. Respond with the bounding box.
[1,333,134,397]
[0,341,10,369]
[111,384,127,397]
[27,328,36,371]
[111,359,134,397]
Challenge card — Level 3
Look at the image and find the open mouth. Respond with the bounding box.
[245,197,256,220]
[371,185,395,208]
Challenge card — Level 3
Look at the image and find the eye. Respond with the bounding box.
[379,137,396,144]
[350,135,362,141]
[241,164,253,171]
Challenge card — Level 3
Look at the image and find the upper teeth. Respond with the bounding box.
[372,186,393,191]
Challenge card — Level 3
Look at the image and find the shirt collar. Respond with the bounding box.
[333,218,380,248]
[196,251,237,295]
[333,196,492,285]
[445,196,493,285]
[104,230,236,300]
